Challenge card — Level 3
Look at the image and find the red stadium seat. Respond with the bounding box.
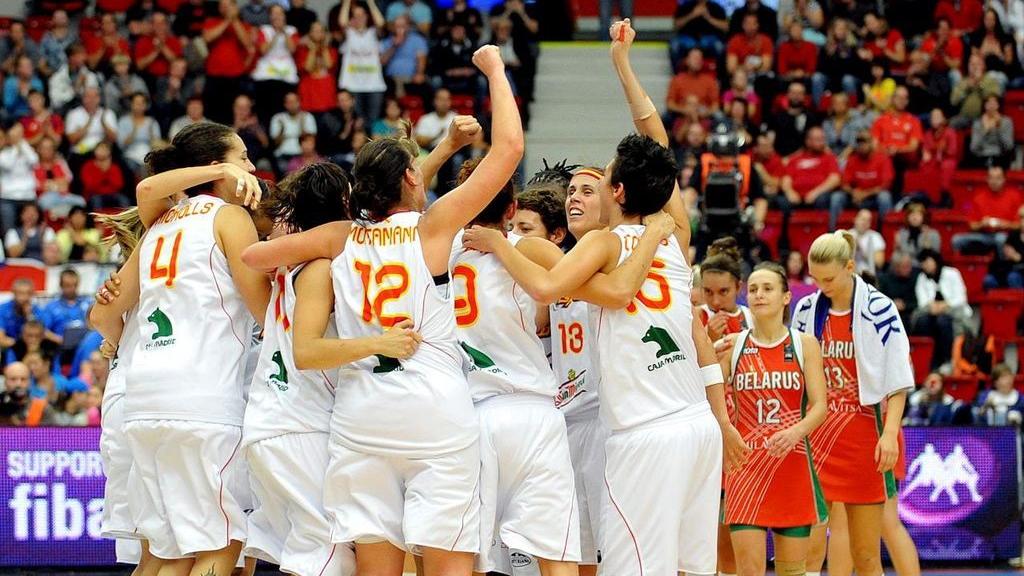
[902,167,943,205]
[930,209,970,258]
[980,289,1024,340]
[1014,375,1024,394]
[0,262,47,292]
[944,376,981,403]
[450,94,475,116]
[950,169,987,210]
[254,170,276,184]
[25,16,50,43]
[399,95,424,124]
[835,210,859,231]
[787,210,830,257]
[758,211,784,258]
[909,336,935,384]
[948,255,991,303]
[880,211,903,258]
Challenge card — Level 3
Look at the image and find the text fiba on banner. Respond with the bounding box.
[6,449,106,541]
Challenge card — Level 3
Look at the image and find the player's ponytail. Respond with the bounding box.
[95,207,144,262]
[808,230,855,266]
[701,236,742,282]
[349,122,419,223]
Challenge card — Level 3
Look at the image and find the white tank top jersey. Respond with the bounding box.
[551,298,601,421]
[242,317,262,403]
[124,195,255,426]
[104,305,140,402]
[597,225,705,431]
[244,265,339,446]
[449,230,557,403]
[331,211,477,457]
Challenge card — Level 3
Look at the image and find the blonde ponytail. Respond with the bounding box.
[94,207,144,262]
[808,230,855,265]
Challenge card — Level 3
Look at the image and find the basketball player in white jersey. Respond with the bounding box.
[460,20,748,575]
[93,208,146,573]
[236,45,519,576]
[239,163,358,576]
[91,122,271,576]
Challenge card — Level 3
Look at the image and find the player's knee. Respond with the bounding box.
[774,559,806,576]
[850,546,882,576]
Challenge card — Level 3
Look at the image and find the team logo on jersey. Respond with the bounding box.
[144,308,176,350]
[642,325,680,358]
[373,355,403,374]
[642,325,686,372]
[784,342,795,363]
[266,350,289,391]
[554,368,587,408]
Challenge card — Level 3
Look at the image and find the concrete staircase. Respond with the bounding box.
[524,41,672,178]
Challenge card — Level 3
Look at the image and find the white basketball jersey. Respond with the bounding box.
[449,230,557,402]
[242,319,263,403]
[244,265,338,446]
[331,211,477,457]
[597,225,705,430]
[125,195,254,426]
[104,305,140,402]
[551,298,601,421]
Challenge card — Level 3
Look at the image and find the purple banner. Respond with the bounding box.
[1,427,114,566]
[899,426,1021,561]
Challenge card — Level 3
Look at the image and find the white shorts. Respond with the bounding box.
[602,403,722,576]
[245,432,355,576]
[323,438,481,555]
[100,395,136,540]
[125,420,248,560]
[565,413,608,566]
[476,394,580,573]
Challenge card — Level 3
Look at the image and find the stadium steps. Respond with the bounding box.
[525,41,670,178]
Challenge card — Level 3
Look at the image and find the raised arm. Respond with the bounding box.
[241,221,351,272]
[418,115,480,189]
[418,45,523,272]
[292,258,420,370]
[136,163,262,227]
[610,19,691,251]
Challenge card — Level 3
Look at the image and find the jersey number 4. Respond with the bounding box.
[149,231,183,287]
[626,259,672,315]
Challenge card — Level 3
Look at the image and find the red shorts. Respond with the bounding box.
[808,404,898,505]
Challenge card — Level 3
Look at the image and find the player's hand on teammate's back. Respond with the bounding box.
[446,115,482,149]
[462,225,507,253]
[222,163,262,210]
[609,18,636,54]
[472,45,505,78]
[875,430,899,473]
[377,319,423,360]
[766,426,801,458]
[99,339,118,360]
[94,271,122,304]
[722,422,751,474]
[642,210,675,241]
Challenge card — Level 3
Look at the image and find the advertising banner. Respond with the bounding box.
[900,426,1021,561]
[0,427,113,566]
[0,426,1020,566]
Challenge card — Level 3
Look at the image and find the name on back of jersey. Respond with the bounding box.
[157,200,215,225]
[349,224,418,246]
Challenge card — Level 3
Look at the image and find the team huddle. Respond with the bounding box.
[87,19,917,576]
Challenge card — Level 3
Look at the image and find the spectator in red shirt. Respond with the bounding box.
[173,0,214,38]
[296,21,339,114]
[134,12,184,80]
[666,48,720,121]
[77,142,128,210]
[35,137,82,220]
[862,12,906,74]
[934,0,984,34]
[781,126,842,226]
[918,18,964,77]
[21,91,65,149]
[952,165,1024,254]
[84,13,130,75]
[776,21,818,85]
[871,85,922,195]
[836,131,894,227]
[725,13,773,78]
[202,0,256,124]
[920,108,959,205]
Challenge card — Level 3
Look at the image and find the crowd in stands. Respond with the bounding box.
[0,0,540,426]
[670,0,1024,421]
